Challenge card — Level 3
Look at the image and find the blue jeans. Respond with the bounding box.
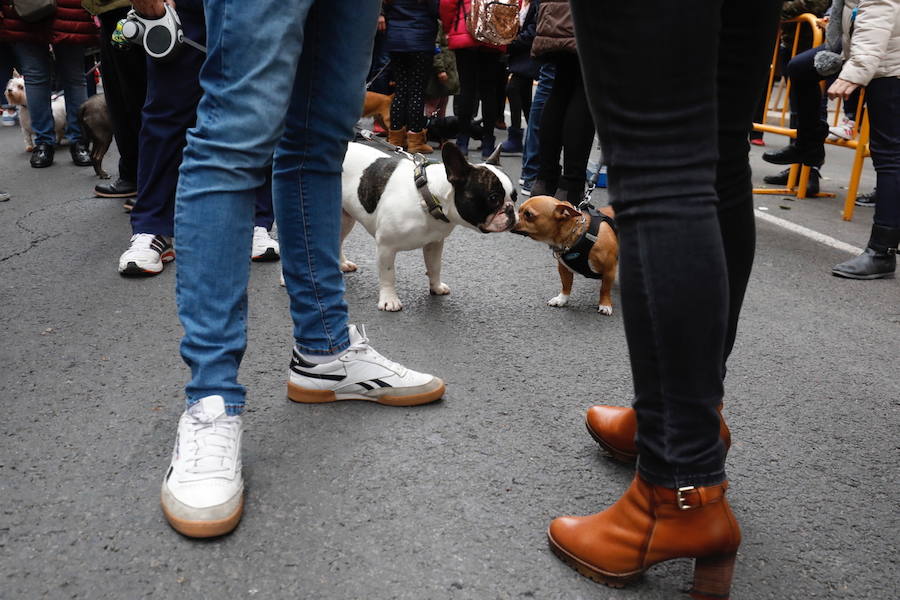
[13,42,87,145]
[174,0,380,414]
[521,62,555,184]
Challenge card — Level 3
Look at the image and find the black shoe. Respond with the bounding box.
[761,144,823,166]
[70,140,92,166]
[803,168,820,196]
[763,168,791,186]
[832,225,899,280]
[122,197,136,213]
[855,189,877,207]
[30,143,54,168]
[95,178,137,198]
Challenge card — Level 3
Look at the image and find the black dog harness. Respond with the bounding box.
[555,206,617,279]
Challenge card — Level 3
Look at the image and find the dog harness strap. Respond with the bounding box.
[557,207,616,280]
[414,161,450,223]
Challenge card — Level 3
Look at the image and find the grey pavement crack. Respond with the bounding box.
[0,209,63,263]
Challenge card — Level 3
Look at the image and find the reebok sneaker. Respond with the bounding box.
[161,395,243,538]
[287,325,445,406]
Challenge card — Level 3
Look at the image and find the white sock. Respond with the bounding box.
[299,350,344,364]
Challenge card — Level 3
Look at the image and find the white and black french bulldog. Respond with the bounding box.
[340,141,517,311]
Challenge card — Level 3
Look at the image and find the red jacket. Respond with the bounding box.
[439,0,505,51]
[0,0,99,45]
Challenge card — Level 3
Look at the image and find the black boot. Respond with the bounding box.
[70,140,92,166]
[832,224,899,280]
[762,166,819,194]
[763,168,791,185]
[30,143,54,168]
[761,143,824,167]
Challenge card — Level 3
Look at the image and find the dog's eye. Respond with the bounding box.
[524,210,534,220]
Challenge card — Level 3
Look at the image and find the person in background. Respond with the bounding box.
[0,0,96,168]
[117,0,280,277]
[424,22,459,120]
[81,0,147,199]
[551,1,780,598]
[529,0,594,204]
[829,0,900,280]
[519,61,555,195]
[383,0,439,154]
[500,0,539,156]
[440,0,506,157]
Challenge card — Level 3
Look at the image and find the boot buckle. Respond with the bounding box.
[677,486,697,510]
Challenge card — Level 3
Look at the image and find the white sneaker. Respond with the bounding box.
[287,324,445,406]
[251,226,280,262]
[828,116,855,141]
[161,395,243,538]
[118,233,174,276]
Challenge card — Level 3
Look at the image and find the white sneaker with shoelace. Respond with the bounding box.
[118,233,174,276]
[288,324,445,406]
[251,226,280,262]
[161,395,243,538]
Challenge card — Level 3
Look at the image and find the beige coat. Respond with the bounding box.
[839,0,900,85]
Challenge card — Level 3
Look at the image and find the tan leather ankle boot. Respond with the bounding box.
[549,476,741,599]
[585,404,731,463]
[388,127,407,150]
[406,129,433,153]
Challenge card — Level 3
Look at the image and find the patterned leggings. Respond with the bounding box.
[389,51,431,132]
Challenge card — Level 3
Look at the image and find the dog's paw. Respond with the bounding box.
[598,304,613,316]
[340,260,358,273]
[99,172,111,180]
[429,282,451,296]
[547,294,569,307]
[378,295,403,312]
[25,145,34,153]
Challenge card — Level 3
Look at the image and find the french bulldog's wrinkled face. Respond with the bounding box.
[442,143,517,233]
[512,195,582,243]
[4,74,26,107]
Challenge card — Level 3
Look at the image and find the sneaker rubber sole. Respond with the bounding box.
[95,188,138,199]
[119,250,175,277]
[251,248,280,262]
[161,487,243,538]
[287,378,445,407]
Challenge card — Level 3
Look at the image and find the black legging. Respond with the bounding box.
[389,51,431,132]
[536,53,594,201]
[570,0,781,488]
[453,47,501,142]
[506,73,532,131]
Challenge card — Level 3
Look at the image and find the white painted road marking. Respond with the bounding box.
[755,209,863,255]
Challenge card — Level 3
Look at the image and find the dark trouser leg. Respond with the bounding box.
[786,45,827,165]
[536,56,572,195]
[98,8,148,182]
[453,48,478,137]
[477,49,501,148]
[558,59,594,201]
[254,171,275,230]
[570,0,780,487]
[865,78,900,229]
[389,51,412,129]
[131,6,205,237]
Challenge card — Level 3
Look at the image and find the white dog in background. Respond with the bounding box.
[4,70,67,152]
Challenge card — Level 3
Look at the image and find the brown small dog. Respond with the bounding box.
[362,91,393,131]
[513,195,618,315]
[77,94,113,179]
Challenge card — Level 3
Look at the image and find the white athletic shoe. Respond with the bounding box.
[161,395,243,538]
[828,116,855,141]
[287,324,445,406]
[251,226,280,262]
[118,233,174,276]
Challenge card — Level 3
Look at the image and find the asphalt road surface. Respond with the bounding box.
[1,122,898,599]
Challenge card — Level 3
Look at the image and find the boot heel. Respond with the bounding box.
[690,552,737,600]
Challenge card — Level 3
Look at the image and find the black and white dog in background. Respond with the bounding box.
[341,142,517,311]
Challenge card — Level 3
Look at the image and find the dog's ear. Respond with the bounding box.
[12,68,21,79]
[442,142,472,185]
[483,144,502,166]
[554,203,582,220]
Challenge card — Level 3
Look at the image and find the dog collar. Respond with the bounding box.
[554,205,617,280]
[414,159,450,223]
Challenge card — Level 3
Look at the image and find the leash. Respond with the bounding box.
[354,127,450,223]
[365,60,391,91]
[579,167,602,211]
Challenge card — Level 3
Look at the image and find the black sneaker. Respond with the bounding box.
[70,140,92,166]
[855,189,877,207]
[30,143,54,168]
[95,178,137,198]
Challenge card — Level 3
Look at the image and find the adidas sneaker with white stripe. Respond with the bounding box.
[287,324,445,406]
[119,233,175,276]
